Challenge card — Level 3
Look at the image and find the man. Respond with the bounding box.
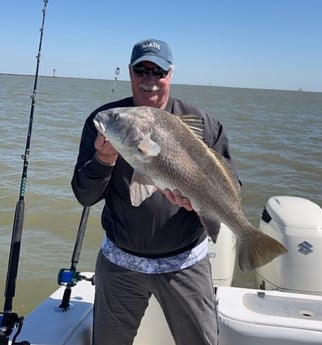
[72,38,239,345]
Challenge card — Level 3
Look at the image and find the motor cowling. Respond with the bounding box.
[255,196,322,295]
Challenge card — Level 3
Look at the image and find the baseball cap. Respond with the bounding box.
[130,39,173,70]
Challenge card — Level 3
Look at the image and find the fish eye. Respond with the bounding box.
[110,112,120,121]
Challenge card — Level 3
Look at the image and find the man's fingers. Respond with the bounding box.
[163,189,176,203]
[163,189,193,211]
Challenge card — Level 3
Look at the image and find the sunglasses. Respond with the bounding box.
[132,65,169,79]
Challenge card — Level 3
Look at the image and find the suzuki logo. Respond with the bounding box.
[297,241,313,255]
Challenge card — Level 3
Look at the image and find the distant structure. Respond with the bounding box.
[52,68,56,78]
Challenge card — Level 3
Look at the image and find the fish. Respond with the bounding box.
[93,106,287,271]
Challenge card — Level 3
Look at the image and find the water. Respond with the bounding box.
[1,74,321,315]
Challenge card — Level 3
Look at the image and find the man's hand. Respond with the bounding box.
[161,189,193,211]
[94,133,118,165]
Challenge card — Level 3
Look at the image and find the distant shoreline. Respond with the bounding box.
[0,72,110,82]
[1,73,320,94]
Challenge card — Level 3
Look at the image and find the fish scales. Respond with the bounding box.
[146,113,239,224]
[93,106,287,271]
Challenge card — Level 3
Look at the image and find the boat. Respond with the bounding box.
[2,195,321,344]
[2,3,322,344]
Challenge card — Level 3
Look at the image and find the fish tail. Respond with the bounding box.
[238,227,287,272]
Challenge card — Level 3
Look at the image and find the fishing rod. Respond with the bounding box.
[57,206,93,310]
[57,66,121,310]
[0,1,49,344]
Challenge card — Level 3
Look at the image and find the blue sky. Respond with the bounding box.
[1,0,322,91]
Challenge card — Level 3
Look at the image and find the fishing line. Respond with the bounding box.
[110,66,120,99]
[0,1,49,344]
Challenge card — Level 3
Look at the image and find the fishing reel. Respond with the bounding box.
[57,269,95,311]
[57,268,80,287]
[57,268,95,287]
[0,312,30,345]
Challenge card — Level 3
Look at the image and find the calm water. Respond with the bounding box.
[1,74,321,314]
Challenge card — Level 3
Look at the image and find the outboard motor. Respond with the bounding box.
[209,223,236,287]
[255,196,322,295]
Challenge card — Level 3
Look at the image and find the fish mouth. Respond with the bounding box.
[93,111,137,147]
[93,111,121,138]
[93,116,107,137]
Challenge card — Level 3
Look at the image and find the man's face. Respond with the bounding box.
[129,61,172,109]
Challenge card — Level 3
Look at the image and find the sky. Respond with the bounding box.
[1,0,322,92]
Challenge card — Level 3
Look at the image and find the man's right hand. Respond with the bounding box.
[94,133,118,165]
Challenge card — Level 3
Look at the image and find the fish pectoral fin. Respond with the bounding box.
[199,215,221,243]
[137,131,160,157]
[129,171,157,206]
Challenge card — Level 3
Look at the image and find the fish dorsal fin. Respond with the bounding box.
[129,171,157,206]
[178,114,240,199]
[137,131,160,157]
[177,114,204,141]
[208,147,241,200]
